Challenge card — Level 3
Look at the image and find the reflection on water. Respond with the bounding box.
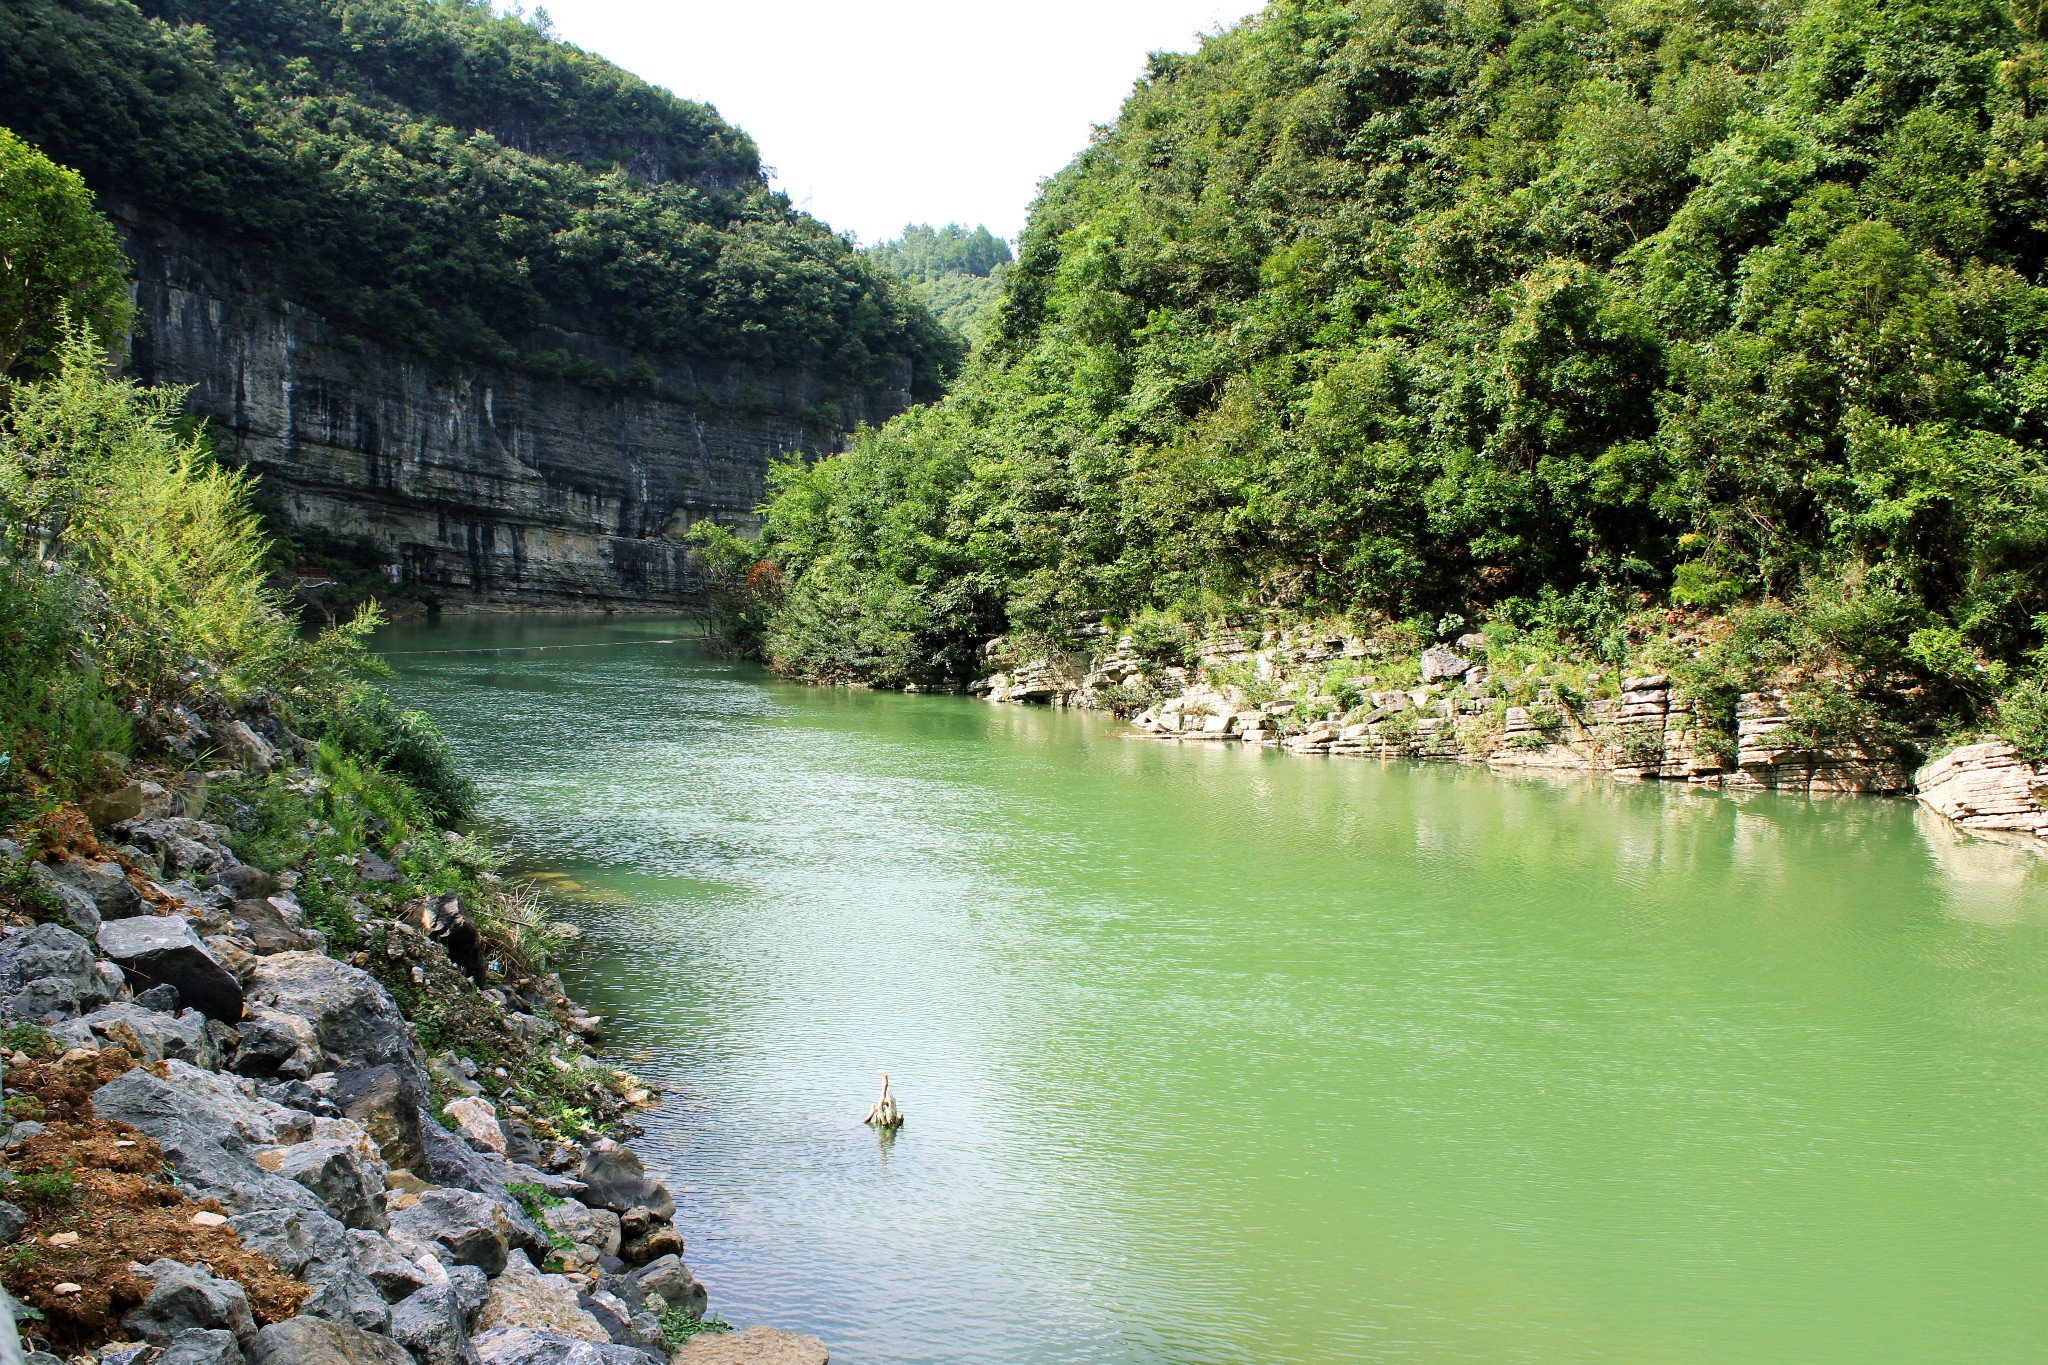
[382,616,2048,1365]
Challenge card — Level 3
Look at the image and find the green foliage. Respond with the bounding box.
[10,1165,74,1205]
[0,0,959,397]
[0,129,130,386]
[868,224,1015,345]
[304,688,476,824]
[0,1023,52,1058]
[657,1306,730,1350]
[2,330,291,697]
[1994,672,2048,760]
[0,559,130,819]
[753,0,2048,748]
[0,859,63,927]
[684,519,776,658]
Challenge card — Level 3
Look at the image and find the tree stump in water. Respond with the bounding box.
[864,1071,903,1129]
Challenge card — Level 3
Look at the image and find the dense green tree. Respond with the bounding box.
[867,223,1014,345]
[0,0,959,397]
[758,0,2048,736]
[0,129,130,384]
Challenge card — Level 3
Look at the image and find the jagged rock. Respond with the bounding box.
[390,1281,483,1365]
[231,1012,306,1078]
[135,983,184,1011]
[0,1199,22,1242]
[615,1208,682,1268]
[470,1327,665,1365]
[44,858,143,919]
[157,1327,247,1365]
[230,897,326,955]
[92,1065,325,1216]
[0,923,117,1021]
[27,867,102,936]
[207,864,278,901]
[96,917,244,1022]
[123,1258,257,1343]
[1419,645,1470,683]
[428,1052,483,1098]
[76,1002,221,1068]
[242,953,423,1090]
[416,1115,550,1260]
[255,1137,388,1231]
[335,1065,427,1175]
[218,721,280,775]
[543,1203,620,1258]
[577,1140,673,1220]
[575,1290,663,1356]
[446,1264,490,1324]
[390,1188,512,1277]
[476,1251,608,1342]
[346,1228,433,1303]
[229,1206,390,1333]
[444,1096,507,1155]
[673,1327,828,1365]
[242,1315,412,1365]
[1915,740,2048,839]
[626,1254,704,1320]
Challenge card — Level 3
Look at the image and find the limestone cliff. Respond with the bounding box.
[118,204,911,608]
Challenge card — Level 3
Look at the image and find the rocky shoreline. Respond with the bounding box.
[0,701,828,1363]
[974,624,2048,846]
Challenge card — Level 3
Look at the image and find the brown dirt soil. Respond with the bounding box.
[2,1048,310,1353]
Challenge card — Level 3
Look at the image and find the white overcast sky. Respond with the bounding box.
[527,0,1260,245]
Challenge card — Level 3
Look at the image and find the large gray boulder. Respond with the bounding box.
[76,1001,221,1068]
[471,1328,664,1365]
[574,1291,663,1358]
[576,1141,673,1221]
[122,1258,257,1343]
[43,857,141,919]
[157,1328,247,1365]
[391,1281,484,1365]
[346,1228,434,1304]
[390,1188,512,1277]
[91,1065,324,1216]
[27,866,101,936]
[243,953,423,1094]
[1419,644,1471,683]
[335,1066,426,1175]
[230,896,326,956]
[416,1115,550,1260]
[96,916,244,1021]
[243,1315,413,1365]
[229,1206,390,1333]
[542,1202,620,1258]
[259,1137,388,1231]
[0,923,115,1020]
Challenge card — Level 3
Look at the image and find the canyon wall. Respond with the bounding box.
[116,204,910,607]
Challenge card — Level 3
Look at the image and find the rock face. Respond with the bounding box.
[1914,741,2048,839]
[118,204,913,608]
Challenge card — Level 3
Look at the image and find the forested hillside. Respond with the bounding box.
[0,0,959,395]
[751,0,2048,753]
[867,223,1014,344]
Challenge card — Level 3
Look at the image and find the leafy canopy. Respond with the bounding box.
[758,0,2048,724]
[0,129,130,386]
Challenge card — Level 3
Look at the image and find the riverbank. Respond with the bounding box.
[972,620,2048,845]
[0,681,836,1363]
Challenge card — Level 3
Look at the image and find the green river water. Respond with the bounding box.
[380,615,2048,1365]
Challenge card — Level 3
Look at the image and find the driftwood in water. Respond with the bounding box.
[864,1071,903,1129]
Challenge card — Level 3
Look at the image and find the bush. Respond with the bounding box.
[0,559,129,819]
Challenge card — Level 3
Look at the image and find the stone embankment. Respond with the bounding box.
[0,714,830,1361]
[977,624,2048,848]
[976,626,1909,796]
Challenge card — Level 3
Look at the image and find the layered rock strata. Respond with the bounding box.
[117,203,909,608]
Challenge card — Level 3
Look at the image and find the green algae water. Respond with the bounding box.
[380,615,2048,1365]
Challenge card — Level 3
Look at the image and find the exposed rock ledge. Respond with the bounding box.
[1913,742,2048,842]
